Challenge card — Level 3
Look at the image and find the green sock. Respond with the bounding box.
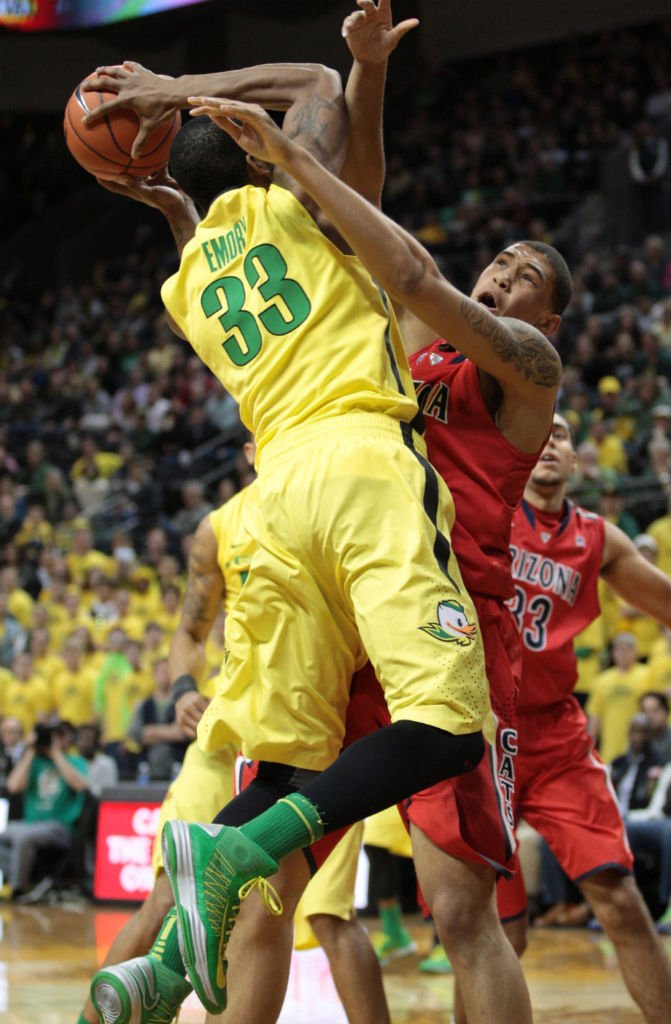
[239,793,324,864]
[76,1014,90,1024]
[380,903,406,940]
[149,907,186,976]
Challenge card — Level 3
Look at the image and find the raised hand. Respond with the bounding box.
[82,61,176,158]
[96,166,191,213]
[188,97,295,168]
[342,0,418,65]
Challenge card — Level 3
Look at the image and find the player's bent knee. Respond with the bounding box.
[582,872,648,934]
[432,890,496,951]
[503,916,528,957]
[455,730,485,775]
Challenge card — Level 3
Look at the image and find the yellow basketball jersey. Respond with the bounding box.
[161,185,418,458]
[208,484,255,615]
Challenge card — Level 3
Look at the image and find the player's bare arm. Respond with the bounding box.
[169,514,225,737]
[97,169,198,256]
[339,0,418,205]
[600,520,671,625]
[82,60,344,159]
[195,98,561,449]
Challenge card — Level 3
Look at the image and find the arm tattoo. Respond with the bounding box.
[283,93,346,174]
[459,300,561,388]
[181,575,212,628]
[181,539,222,631]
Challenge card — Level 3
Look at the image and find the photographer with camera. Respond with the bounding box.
[0,717,88,901]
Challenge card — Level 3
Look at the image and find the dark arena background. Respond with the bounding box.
[0,2,669,1022]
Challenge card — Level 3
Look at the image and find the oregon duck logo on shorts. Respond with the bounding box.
[421,600,477,646]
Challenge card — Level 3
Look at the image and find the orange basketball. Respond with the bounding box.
[63,77,181,180]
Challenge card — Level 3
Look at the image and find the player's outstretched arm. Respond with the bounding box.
[601,521,671,625]
[97,168,198,256]
[340,0,418,205]
[169,514,225,738]
[83,60,343,160]
[192,98,562,403]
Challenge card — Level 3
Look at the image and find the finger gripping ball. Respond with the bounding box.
[64,77,181,180]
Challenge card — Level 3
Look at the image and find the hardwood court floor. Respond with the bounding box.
[0,899,667,1022]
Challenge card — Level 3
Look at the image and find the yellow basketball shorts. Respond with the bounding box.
[151,740,236,876]
[198,413,493,770]
[364,805,413,859]
[293,821,365,950]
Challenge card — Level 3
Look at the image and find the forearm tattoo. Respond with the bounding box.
[181,542,221,630]
[284,94,346,174]
[459,299,561,388]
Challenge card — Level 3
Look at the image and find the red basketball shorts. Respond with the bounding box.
[496,697,633,921]
[404,595,521,878]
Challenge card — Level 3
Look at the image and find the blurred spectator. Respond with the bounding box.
[169,481,213,539]
[587,416,629,475]
[69,436,123,483]
[629,403,671,476]
[645,504,671,578]
[28,627,61,683]
[18,441,56,502]
[66,722,118,895]
[598,479,640,539]
[613,536,665,659]
[624,758,671,922]
[73,462,111,519]
[141,527,168,570]
[611,713,663,817]
[0,593,26,668]
[1,652,49,734]
[0,492,22,548]
[643,237,671,296]
[126,657,188,781]
[50,636,96,728]
[640,691,671,764]
[204,383,241,433]
[143,621,167,662]
[628,121,669,237]
[587,633,652,763]
[75,722,118,800]
[0,716,26,819]
[92,627,132,769]
[0,718,87,901]
[0,565,34,628]
[65,523,115,585]
[156,584,181,635]
[569,440,612,508]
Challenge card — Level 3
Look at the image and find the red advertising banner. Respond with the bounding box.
[93,798,162,902]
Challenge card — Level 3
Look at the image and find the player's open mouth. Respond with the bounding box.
[477,292,498,311]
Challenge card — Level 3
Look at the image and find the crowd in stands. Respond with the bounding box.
[0,19,669,906]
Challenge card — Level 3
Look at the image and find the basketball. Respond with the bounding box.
[63,77,181,180]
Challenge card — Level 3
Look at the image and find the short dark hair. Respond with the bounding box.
[521,240,573,315]
[641,690,670,714]
[168,116,250,216]
[554,411,576,448]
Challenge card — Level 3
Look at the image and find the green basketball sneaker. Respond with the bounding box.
[90,956,192,1024]
[162,821,281,1014]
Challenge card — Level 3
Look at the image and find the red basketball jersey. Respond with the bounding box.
[508,498,605,711]
[410,342,541,599]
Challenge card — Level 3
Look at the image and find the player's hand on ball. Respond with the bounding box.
[96,167,194,216]
[188,97,295,168]
[83,61,176,158]
[175,691,210,739]
[342,0,418,65]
